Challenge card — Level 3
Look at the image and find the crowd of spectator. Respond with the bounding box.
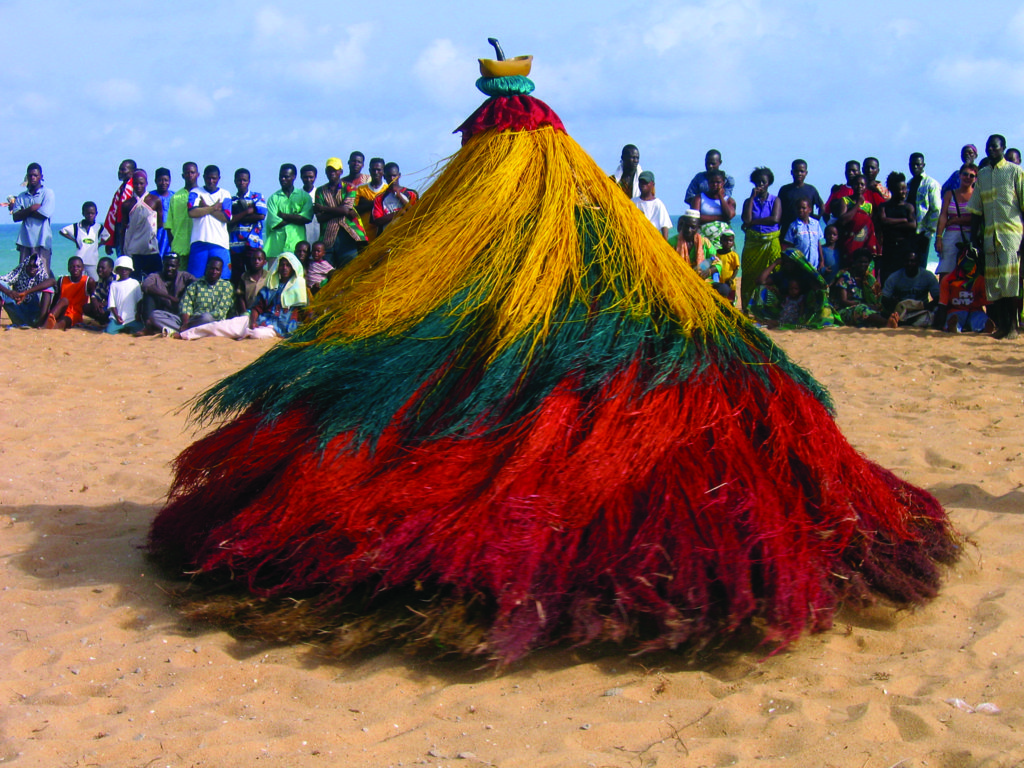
[621,135,1024,338]
[1,153,417,339]
[6,134,1024,341]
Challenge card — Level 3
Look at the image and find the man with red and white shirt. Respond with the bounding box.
[101,159,136,255]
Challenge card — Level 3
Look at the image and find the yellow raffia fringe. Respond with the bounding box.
[307,124,743,359]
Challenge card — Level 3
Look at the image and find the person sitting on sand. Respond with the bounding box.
[138,254,195,335]
[83,256,114,326]
[0,255,55,328]
[234,248,268,315]
[672,210,711,270]
[105,256,144,334]
[176,253,309,340]
[831,247,895,327]
[881,237,940,327]
[44,256,95,330]
[933,248,993,333]
[172,256,234,333]
[750,249,836,328]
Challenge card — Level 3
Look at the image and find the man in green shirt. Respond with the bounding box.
[165,162,199,256]
[265,164,313,260]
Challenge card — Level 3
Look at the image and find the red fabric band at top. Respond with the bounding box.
[454,95,566,145]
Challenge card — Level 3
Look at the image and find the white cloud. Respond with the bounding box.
[297,23,372,89]
[18,92,57,116]
[162,84,217,118]
[89,78,143,109]
[937,57,1024,97]
[254,7,309,48]
[413,38,478,108]
[640,0,778,55]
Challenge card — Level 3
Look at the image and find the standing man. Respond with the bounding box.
[314,157,366,266]
[684,149,736,202]
[153,168,175,257]
[165,162,199,257]
[342,151,370,187]
[356,158,388,243]
[300,164,320,245]
[777,159,825,236]
[100,159,136,255]
[611,144,641,198]
[228,168,267,279]
[265,164,313,261]
[371,163,418,240]
[969,134,1024,339]
[909,153,942,242]
[187,165,233,280]
[8,162,55,273]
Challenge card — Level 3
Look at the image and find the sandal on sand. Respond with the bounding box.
[43,314,57,330]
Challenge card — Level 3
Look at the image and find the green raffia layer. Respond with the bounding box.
[193,212,832,449]
[476,75,535,96]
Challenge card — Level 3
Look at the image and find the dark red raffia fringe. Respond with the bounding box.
[454,95,566,145]
[150,360,956,663]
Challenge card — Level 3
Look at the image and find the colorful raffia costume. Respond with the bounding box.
[149,48,958,665]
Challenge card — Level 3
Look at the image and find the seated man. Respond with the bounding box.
[234,248,268,315]
[83,256,114,326]
[45,256,96,329]
[165,256,234,334]
[139,254,196,335]
[0,255,54,328]
[179,253,309,340]
[881,236,940,327]
[933,251,993,333]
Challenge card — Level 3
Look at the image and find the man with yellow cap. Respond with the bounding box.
[264,163,313,261]
[313,156,366,268]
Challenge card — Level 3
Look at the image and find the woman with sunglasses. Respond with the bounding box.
[935,163,979,278]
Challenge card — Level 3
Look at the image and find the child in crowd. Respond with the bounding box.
[781,198,823,268]
[45,256,95,330]
[306,241,334,293]
[777,279,806,327]
[819,225,839,285]
[106,256,143,334]
[293,240,311,274]
[631,170,672,239]
[83,256,114,326]
[0,256,55,327]
[59,202,103,280]
[715,229,740,301]
[234,248,268,315]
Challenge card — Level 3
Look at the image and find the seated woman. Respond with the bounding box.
[749,248,836,328]
[688,169,735,253]
[830,247,895,328]
[177,253,309,340]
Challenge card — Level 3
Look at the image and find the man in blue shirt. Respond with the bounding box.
[8,162,55,274]
[684,149,736,201]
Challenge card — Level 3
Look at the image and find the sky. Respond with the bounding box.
[4,0,1024,222]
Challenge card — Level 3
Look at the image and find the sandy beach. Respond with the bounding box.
[2,326,1023,767]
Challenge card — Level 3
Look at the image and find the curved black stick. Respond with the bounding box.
[487,38,506,61]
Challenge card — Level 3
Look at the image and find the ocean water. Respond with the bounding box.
[0,223,77,276]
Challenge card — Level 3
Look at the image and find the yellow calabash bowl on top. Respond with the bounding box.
[478,55,533,78]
